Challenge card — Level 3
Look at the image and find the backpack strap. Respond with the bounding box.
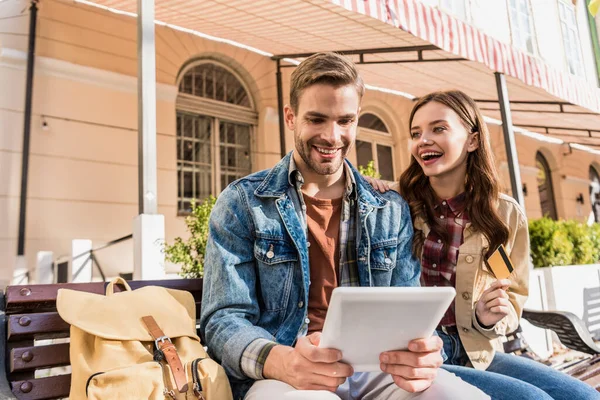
[142,316,189,393]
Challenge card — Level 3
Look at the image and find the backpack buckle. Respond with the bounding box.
[155,335,172,349]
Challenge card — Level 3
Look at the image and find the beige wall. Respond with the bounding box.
[488,122,599,222]
[1,0,600,280]
[0,0,281,278]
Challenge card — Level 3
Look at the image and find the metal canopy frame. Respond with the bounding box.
[474,99,597,115]
[272,45,527,205]
[137,0,157,216]
[516,125,600,138]
[273,45,466,66]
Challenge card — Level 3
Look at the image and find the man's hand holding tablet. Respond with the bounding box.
[379,336,444,392]
[263,332,354,392]
[318,287,456,393]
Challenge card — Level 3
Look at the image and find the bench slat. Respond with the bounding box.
[11,343,70,373]
[6,283,104,315]
[8,313,68,341]
[6,310,202,342]
[5,279,203,314]
[11,374,70,400]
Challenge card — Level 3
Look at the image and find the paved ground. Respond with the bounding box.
[546,344,593,372]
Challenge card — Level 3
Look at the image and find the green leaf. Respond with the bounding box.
[163,195,217,278]
[358,160,381,179]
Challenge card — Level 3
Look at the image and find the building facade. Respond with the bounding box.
[1,0,599,280]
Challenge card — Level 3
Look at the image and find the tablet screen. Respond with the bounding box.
[319,287,456,371]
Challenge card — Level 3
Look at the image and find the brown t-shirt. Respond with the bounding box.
[303,193,342,334]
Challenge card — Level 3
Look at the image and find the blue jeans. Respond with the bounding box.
[438,330,600,400]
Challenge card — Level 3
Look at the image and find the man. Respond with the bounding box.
[200,52,488,400]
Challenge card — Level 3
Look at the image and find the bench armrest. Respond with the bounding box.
[522,308,600,356]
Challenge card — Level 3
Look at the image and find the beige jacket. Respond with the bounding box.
[413,193,530,370]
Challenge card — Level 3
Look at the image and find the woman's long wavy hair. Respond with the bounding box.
[399,90,509,259]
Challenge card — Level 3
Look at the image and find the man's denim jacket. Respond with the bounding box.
[199,153,422,398]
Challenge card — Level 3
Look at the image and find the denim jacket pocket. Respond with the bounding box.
[254,237,297,312]
[370,239,398,271]
[254,237,298,265]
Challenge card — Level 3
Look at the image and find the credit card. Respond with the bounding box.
[485,244,514,280]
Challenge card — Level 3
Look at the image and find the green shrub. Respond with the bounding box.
[528,217,574,268]
[562,220,596,265]
[163,196,216,278]
[528,217,600,268]
[358,160,380,179]
[589,223,600,263]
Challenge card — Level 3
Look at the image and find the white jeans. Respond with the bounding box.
[244,369,490,400]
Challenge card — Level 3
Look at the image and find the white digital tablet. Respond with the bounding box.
[319,287,456,371]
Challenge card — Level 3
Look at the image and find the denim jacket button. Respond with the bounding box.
[266,251,275,259]
[298,301,304,308]
[307,242,311,248]
[384,258,392,265]
[304,318,310,324]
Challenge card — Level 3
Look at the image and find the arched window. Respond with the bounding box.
[179,62,251,107]
[536,152,558,220]
[590,166,600,223]
[176,61,257,214]
[356,113,395,181]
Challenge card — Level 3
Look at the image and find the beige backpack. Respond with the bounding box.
[56,277,233,400]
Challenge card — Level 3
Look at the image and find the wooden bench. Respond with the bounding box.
[0,279,203,400]
[503,309,600,391]
[3,281,599,398]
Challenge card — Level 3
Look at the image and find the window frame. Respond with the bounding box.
[507,0,538,54]
[590,165,600,223]
[356,112,396,181]
[439,0,469,21]
[536,152,558,220]
[175,60,257,215]
[557,0,585,77]
[178,60,255,109]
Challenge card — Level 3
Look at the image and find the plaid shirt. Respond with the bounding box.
[421,192,469,327]
[240,156,359,379]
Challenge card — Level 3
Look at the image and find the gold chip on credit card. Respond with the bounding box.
[485,244,514,280]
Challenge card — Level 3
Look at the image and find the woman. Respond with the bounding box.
[367,90,599,399]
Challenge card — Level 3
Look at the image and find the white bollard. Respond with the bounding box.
[133,214,166,280]
[36,251,54,284]
[11,255,29,285]
[521,269,553,359]
[71,239,93,283]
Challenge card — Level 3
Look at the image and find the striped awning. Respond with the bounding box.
[334,0,600,114]
[78,0,600,146]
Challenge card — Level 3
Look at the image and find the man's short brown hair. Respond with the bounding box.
[289,52,365,113]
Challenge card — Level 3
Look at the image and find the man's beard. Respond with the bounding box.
[295,133,349,176]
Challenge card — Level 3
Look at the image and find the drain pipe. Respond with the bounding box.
[17,0,39,275]
[275,58,286,158]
